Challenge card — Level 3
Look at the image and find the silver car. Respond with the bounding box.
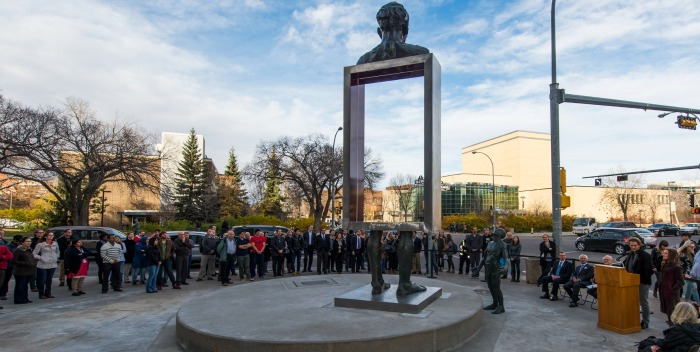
[166,231,207,264]
[633,228,657,248]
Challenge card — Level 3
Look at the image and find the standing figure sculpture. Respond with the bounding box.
[477,228,509,314]
[357,2,430,65]
[367,230,426,296]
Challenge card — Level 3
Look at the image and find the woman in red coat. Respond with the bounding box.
[659,248,685,325]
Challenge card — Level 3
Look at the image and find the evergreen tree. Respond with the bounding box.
[258,149,284,218]
[173,128,206,222]
[218,147,249,218]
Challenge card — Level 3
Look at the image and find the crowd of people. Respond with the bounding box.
[3,225,699,329]
[0,224,529,309]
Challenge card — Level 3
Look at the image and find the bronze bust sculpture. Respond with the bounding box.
[357,2,430,65]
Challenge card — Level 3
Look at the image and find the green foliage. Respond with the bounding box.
[218,147,249,218]
[284,217,317,231]
[442,214,490,230]
[173,128,206,222]
[0,201,51,229]
[229,214,284,227]
[442,212,574,233]
[136,220,196,232]
[257,149,285,218]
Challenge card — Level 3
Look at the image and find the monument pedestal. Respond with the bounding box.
[176,275,482,352]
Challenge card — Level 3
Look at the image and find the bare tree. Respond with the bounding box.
[526,198,549,217]
[643,189,663,223]
[599,168,645,221]
[0,96,160,225]
[386,174,417,222]
[245,133,383,231]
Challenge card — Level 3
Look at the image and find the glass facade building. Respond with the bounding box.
[412,183,519,221]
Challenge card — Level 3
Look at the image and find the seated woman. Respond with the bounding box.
[646,302,700,352]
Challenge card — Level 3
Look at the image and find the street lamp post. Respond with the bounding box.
[472,151,496,230]
[100,189,112,227]
[331,126,343,229]
[9,189,15,210]
[668,181,676,224]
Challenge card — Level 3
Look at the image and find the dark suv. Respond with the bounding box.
[647,223,680,237]
[575,228,638,254]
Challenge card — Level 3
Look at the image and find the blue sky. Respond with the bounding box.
[1,0,699,190]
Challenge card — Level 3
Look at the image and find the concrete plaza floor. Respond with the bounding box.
[0,266,659,352]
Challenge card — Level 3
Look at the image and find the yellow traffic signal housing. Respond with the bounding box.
[677,115,697,130]
[561,195,571,209]
[560,167,567,194]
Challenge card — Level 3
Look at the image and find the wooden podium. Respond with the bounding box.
[595,264,641,334]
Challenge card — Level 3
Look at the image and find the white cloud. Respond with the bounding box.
[2,0,700,193]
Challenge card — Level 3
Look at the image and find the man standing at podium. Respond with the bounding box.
[622,237,653,329]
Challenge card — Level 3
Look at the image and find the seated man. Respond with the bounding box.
[587,255,621,299]
[539,251,573,301]
[563,254,595,307]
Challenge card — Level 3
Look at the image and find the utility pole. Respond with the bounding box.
[549,0,700,246]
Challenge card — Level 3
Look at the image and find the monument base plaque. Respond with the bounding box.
[334,284,442,313]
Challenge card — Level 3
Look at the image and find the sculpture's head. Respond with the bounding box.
[376,2,409,41]
[493,228,506,241]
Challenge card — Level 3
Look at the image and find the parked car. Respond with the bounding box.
[166,231,207,264]
[632,228,657,248]
[647,223,680,237]
[575,228,638,255]
[598,221,637,228]
[680,223,700,236]
[230,225,290,237]
[572,217,597,236]
[47,226,126,253]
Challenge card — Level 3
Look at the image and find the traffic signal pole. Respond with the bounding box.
[549,0,700,246]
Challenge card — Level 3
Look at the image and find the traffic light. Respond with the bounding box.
[594,178,602,186]
[560,167,570,208]
[561,195,571,209]
[677,115,697,130]
[617,175,628,182]
[560,167,567,194]
[692,207,700,214]
[691,194,695,208]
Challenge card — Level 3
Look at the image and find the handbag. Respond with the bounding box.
[635,335,660,351]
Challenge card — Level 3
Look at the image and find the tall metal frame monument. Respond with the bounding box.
[342,53,441,234]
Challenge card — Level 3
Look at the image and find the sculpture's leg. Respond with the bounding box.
[484,269,497,310]
[368,230,389,294]
[397,231,426,296]
[489,270,505,314]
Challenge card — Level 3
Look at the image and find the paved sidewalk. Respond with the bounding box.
[0,269,660,352]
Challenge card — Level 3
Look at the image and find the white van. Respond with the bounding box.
[572,217,597,236]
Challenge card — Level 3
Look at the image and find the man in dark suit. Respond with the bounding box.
[623,237,654,329]
[302,226,315,272]
[538,251,573,301]
[412,231,422,274]
[563,254,595,307]
[348,230,365,273]
[315,230,332,274]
